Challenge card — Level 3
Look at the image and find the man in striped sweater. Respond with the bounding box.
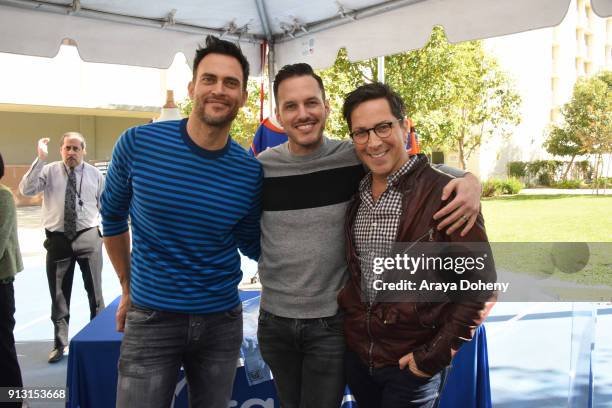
[256,63,482,408]
[101,36,262,408]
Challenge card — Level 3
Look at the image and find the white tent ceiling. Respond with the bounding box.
[0,0,610,75]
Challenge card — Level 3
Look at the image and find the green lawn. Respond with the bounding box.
[481,195,612,288]
[481,195,612,242]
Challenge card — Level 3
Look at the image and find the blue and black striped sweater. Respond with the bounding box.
[101,119,262,314]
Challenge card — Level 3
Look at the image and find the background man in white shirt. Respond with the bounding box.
[19,132,105,363]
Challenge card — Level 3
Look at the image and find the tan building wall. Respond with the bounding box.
[0,109,153,205]
[441,151,481,178]
[481,0,612,179]
[1,165,41,206]
[0,111,150,164]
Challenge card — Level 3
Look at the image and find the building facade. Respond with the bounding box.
[473,0,611,180]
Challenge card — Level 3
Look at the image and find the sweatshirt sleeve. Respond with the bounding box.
[430,163,466,179]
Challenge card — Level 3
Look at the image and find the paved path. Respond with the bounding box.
[521,188,611,195]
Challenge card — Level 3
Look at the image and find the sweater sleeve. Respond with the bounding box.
[100,128,136,237]
[234,164,263,261]
[0,189,16,258]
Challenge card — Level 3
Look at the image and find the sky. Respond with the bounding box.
[0,45,193,109]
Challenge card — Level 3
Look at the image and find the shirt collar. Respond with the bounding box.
[358,172,372,196]
[62,162,84,173]
[387,155,419,187]
[358,154,420,195]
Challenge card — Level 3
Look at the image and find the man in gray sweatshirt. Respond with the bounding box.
[256,63,481,408]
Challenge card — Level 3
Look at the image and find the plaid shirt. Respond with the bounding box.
[353,155,421,302]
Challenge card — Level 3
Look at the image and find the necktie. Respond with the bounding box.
[64,168,77,240]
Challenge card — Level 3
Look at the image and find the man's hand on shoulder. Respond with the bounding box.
[433,172,481,237]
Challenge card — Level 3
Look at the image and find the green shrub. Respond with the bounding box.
[598,177,612,185]
[508,161,527,178]
[575,161,591,181]
[553,179,583,189]
[501,177,524,194]
[526,160,563,186]
[537,172,553,186]
[482,178,523,197]
[482,180,500,197]
[589,177,612,188]
[516,160,592,186]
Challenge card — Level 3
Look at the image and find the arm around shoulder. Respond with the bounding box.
[431,163,466,179]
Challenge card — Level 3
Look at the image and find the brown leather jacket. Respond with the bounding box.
[338,155,497,375]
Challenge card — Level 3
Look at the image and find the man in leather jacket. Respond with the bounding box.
[338,82,497,408]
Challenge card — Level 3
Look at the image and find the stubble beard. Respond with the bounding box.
[194,98,239,128]
[64,158,80,169]
[288,120,325,151]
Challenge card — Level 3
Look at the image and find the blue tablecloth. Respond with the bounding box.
[67,292,491,408]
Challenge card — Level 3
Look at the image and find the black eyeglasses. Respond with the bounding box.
[349,118,403,144]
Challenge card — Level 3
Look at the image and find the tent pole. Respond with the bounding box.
[267,42,276,115]
[377,55,385,83]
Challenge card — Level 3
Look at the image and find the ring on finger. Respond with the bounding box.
[461,215,469,222]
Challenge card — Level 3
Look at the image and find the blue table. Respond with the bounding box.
[67,291,278,408]
[67,292,491,408]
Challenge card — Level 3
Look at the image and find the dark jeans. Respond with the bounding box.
[44,228,104,349]
[257,309,345,408]
[345,349,449,408]
[0,282,23,408]
[116,303,243,408]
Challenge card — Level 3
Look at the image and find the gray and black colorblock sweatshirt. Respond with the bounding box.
[257,137,466,319]
[257,137,362,318]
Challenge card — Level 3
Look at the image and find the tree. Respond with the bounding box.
[384,28,521,169]
[449,46,522,169]
[316,48,371,140]
[547,71,612,186]
[544,127,586,180]
[317,27,521,169]
[178,79,265,149]
[179,27,521,162]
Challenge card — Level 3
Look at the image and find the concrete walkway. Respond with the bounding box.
[521,188,611,195]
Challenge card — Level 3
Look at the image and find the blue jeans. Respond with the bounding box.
[345,349,449,408]
[116,303,243,408]
[257,309,346,408]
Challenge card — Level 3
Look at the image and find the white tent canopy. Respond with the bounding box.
[0,0,610,75]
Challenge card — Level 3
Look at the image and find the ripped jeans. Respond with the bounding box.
[116,303,243,408]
